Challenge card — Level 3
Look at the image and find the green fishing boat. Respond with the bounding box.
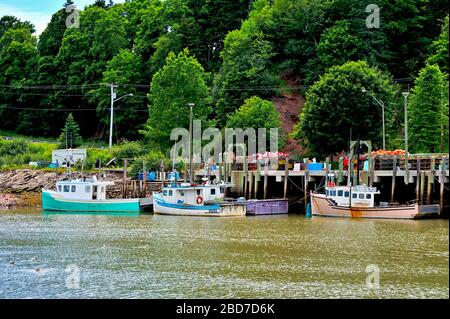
[42,176,141,213]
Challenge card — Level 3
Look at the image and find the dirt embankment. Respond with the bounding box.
[0,169,125,210]
[271,75,305,155]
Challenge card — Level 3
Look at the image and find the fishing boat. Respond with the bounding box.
[42,176,141,212]
[310,139,440,219]
[153,180,246,217]
[310,184,439,219]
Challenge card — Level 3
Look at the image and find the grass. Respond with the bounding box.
[0,137,170,176]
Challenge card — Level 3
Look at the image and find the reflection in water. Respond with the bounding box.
[0,209,448,299]
[42,210,141,218]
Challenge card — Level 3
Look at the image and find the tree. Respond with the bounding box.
[408,64,448,153]
[0,28,39,132]
[141,49,211,151]
[38,6,69,57]
[427,15,449,76]
[89,49,146,140]
[293,61,396,158]
[213,23,277,127]
[227,96,280,129]
[306,19,390,83]
[58,113,83,148]
[0,16,35,39]
[185,0,252,71]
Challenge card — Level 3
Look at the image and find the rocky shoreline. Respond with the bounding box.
[0,169,126,210]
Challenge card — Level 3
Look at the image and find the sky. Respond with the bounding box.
[0,0,126,36]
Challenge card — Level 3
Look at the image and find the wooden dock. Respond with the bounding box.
[193,155,450,214]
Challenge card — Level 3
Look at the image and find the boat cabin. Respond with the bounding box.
[326,185,380,208]
[55,177,114,201]
[161,183,227,206]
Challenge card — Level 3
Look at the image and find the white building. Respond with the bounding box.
[52,149,87,167]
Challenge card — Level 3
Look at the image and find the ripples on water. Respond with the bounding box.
[0,210,448,299]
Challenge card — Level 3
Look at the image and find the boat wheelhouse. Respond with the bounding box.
[325,185,379,207]
[42,176,141,212]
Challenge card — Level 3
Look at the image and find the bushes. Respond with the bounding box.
[84,148,112,169]
[111,141,147,165]
[0,138,57,168]
[0,138,172,173]
[0,138,29,156]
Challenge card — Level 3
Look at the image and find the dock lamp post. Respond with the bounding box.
[109,83,133,150]
[188,103,195,183]
[402,91,409,157]
[402,91,410,184]
[362,87,386,150]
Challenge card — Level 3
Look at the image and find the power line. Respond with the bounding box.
[0,105,149,112]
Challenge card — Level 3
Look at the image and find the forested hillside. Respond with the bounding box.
[0,0,448,158]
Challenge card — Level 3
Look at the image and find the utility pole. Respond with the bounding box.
[109,83,133,150]
[362,88,386,150]
[109,83,116,150]
[188,103,195,183]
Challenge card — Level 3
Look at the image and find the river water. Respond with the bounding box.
[0,210,448,299]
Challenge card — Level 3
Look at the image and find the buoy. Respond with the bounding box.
[306,203,312,217]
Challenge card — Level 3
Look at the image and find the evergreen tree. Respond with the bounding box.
[427,15,449,76]
[58,113,83,148]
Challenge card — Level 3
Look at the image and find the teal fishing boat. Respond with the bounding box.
[42,176,141,212]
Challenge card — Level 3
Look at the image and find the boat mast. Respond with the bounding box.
[356,139,361,186]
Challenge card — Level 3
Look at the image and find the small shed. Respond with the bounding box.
[52,149,87,166]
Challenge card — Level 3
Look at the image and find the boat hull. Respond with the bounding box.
[42,191,141,212]
[246,199,289,215]
[153,193,245,217]
[310,193,439,220]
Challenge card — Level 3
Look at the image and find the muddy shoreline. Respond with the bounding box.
[0,169,126,210]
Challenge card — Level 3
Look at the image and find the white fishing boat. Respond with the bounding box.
[153,180,246,217]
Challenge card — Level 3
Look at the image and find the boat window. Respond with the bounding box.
[197,190,201,196]
[352,193,357,199]
[85,186,91,193]
[169,190,173,196]
[332,191,337,196]
[58,185,62,192]
[344,191,349,197]
[211,188,216,195]
[220,187,224,194]
[366,194,372,199]
[359,193,364,199]
[63,185,70,192]
[337,190,343,197]
[163,190,167,196]
[180,191,184,196]
[71,185,76,192]
[326,190,329,196]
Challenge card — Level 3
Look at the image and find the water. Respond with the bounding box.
[0,210,448,299]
